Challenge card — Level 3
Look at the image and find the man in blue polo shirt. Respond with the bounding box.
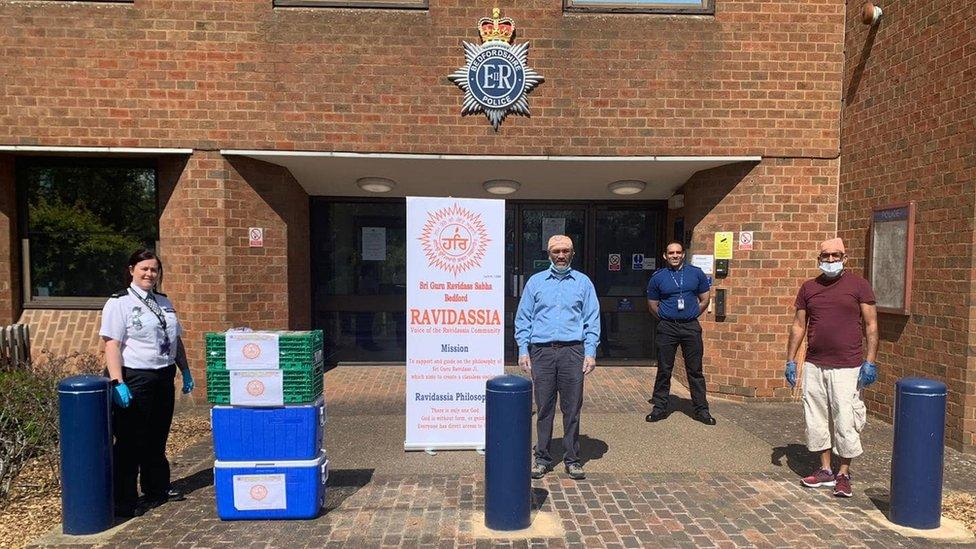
[515,234,600,480]
[646,240,716,425]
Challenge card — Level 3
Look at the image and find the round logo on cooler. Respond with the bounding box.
[250,484,268,501]
[246,379,266,396]
[242,343,261,360]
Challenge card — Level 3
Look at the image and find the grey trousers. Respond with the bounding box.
[530,343,585,466]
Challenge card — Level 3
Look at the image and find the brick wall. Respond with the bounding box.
[156,152,310,384]
[0,155,17,325]
[158,152,229,381]
[838,0,976,451]
[224,157,310,331]
[670,158,840,400]
[18,309,102,359]
[0,0,844,157]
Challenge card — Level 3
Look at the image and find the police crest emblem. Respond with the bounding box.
[448,9,544,131]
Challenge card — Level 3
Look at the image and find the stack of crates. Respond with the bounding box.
[205,330,329,520]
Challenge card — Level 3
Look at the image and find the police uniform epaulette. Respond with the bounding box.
[110,289,128,298]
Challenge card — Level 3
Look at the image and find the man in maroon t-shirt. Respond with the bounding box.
[785,238,878,498]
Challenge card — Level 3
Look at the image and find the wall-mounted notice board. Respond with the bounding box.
[867,202,916,315]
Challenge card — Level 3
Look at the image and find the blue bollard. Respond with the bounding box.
[58,375,114,534]
[889,377,947,529]
[485,375,532,531]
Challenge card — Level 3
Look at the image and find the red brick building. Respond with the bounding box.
[0,0,972,451]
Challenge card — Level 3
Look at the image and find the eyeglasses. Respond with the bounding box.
[818,252,844,260]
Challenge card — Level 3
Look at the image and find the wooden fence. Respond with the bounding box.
[0,324,31,367]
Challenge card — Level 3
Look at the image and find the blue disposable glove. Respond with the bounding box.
[858,361,877,388]
[181,369,195,394]
[784,360,797,388]
[113,382,132,408]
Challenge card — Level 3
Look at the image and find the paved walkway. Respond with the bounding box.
[31,366,976,548]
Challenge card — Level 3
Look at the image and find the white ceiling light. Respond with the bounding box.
[608,180,646,195]
[483,179,520,195]
[356,177,396,193]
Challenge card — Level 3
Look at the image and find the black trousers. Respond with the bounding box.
[531,344,585,466]
[652,319,709,413]
[113,365,176,513]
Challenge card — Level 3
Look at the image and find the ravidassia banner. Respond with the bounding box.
[405,197,505,451]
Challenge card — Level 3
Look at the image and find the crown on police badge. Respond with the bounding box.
[479,8,514,44]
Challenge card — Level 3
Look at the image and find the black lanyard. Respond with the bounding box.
[129,288,168,333]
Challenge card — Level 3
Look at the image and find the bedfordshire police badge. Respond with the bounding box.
[448,9,544,131]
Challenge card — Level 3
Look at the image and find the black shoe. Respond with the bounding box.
[645,409,669,422]
[694,411,717,425]
[141,488,186,509]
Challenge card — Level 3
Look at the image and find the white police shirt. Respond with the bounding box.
[99,284,182,370]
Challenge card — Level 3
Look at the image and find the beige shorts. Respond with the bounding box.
[802,362,867,459]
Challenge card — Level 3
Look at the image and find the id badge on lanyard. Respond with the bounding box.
[670,269,685,311]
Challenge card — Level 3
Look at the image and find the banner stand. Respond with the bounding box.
[404,197,505,452]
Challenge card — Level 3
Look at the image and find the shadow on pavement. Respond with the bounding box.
[544,434,609,466]
[172,467,214,497]
[771,444,819,477]
[864,486,891,515]
[531,487,549,511]
[325,468,375,512]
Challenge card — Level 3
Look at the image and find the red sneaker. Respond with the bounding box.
[800,468,836,488]
[833,473,853,497]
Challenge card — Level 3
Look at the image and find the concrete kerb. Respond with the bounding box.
[863,510,976,544]
[467,511,565,540]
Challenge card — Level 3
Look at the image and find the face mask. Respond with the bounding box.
[819,261,843,278]
[550,260,571,275]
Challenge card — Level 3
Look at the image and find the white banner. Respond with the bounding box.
[230,370,284,406]
[226,332,280,370]
[233,474,287,510]
[405,197,505,451]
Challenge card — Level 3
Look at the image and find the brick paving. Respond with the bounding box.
[30,366,976,548]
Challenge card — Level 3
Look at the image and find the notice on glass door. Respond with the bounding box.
[362,227,386,261]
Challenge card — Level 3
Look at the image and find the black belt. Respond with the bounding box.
[661,318,698,324]
[532,341,582,348]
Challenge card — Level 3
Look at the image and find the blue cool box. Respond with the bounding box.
[214,452,328,520]
[211,397,325,461]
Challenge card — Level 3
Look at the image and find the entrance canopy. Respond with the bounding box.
[221,150,760,200]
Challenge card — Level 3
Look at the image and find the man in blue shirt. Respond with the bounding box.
[646,240,716,425]
[515,234,600,480]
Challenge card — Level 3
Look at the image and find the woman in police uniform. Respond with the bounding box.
[100,249,194,517]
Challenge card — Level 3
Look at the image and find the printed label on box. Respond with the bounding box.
[230,370,284,406]
[226,332,280,370]
[233,474,286,510]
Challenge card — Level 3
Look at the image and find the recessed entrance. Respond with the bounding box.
[311,198,666,365]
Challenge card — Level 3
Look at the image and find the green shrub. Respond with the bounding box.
[0,353,102,501]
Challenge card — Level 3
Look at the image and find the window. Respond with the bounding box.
[18,158,158,308]
[564,0,714,15]
[274,0,426,8]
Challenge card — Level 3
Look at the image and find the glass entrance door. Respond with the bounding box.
[504,202,665,363]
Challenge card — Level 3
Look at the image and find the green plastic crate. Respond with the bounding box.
[205,330,324,367]
[205,362,324,405]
